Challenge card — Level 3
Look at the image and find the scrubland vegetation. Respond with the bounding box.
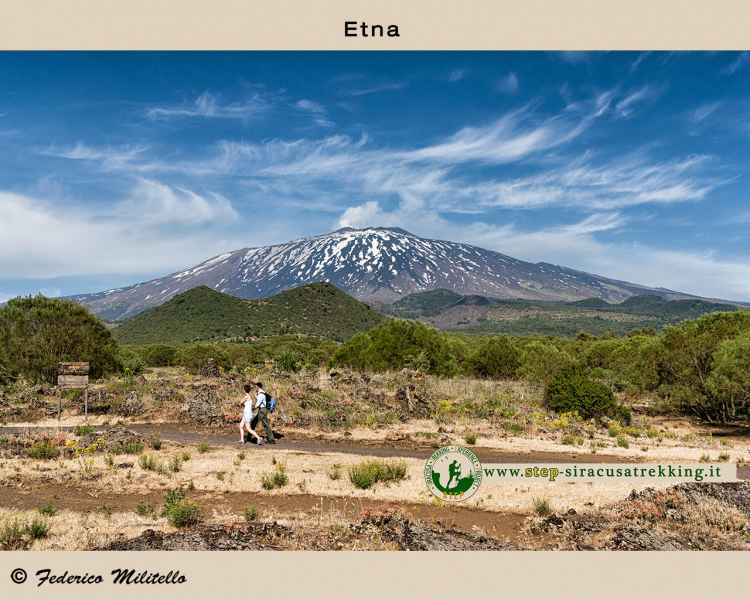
[2,296,750,425]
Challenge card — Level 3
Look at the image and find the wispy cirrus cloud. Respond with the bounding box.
[721,52,749,76]
[295,99,334,128]
[146,91,269,121]
[689,101,722,124]
[496,72,519,94]
[43,143,150,170]
[344,81,407,97]
[448,69,466,82]
[614,85,661,118]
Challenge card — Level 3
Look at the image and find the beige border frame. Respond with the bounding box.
[1,1,749,598]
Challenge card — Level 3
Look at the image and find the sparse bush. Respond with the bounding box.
[25,517,50,540]
[348,460,407,490]
[138,454,159,471]
[616,435,630,449]
[119,441,145,455]
[0,519,27,550]
[166,500,202,528]
[38,503,57,517]
[463,432,477,445]
[27,440,60,460]
[74,425,95,436]
[261,463,289,490]
[135,502,155,517]
[149,437,162,451]
[328,464,342,480]
[169,455,182,473]
[532,497,552,516]
[197,442,210,454]
[244,505,258,522]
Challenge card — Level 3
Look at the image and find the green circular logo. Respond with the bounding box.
[424,446,482,502]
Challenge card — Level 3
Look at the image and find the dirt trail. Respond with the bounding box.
[1,422,636,464]
[0,482,529,542]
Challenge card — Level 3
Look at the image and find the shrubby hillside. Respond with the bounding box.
[113,283,385,344]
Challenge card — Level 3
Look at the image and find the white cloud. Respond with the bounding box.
[115,179,238,226]
[146,92,268,121]
[448,69,466,82]
[0,187,244,279]
[496,72,519,94]
[295,99,334,127]
[689,101,721,124]
[615,86,660,118]
[721,52,748,76]
[45,143,149,170]
[344,82,406,97]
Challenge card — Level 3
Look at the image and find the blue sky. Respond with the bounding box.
[1,51,750,301]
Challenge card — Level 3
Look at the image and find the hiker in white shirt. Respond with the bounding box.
[239,383,262,445]
[254,382,275,444]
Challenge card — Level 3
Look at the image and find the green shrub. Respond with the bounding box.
[27,440,60,460]
[519,341,575,384]
[142,344,178,367]
[463,432,478,445]
[244,505,258,522]
[138,454,159,471]
[0,519,27,550]
[73,425,95,436]
[165,500,202,528]
[197,442,210,454]
[657,312,750,422]
[616,435,630,449]
[149,437,162,451]
[118,441,144,455]
[116,347,145,375]
[261,463,289,490]
[544,366,618,421]
[469,337,521,379]
[38,502,57,517]
[532,497,552,516]
[175,344,230,374]
[0,295,119,383]
[332,320,461,376]
[25,517,50,539]
[135,502,155,517]
[348,460,407,489]
[276,351,301,373]
[705,332,750,422]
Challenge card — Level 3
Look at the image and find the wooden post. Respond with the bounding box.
[84,386,89,421]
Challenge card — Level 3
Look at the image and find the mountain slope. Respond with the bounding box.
[76,227,701,321]
[388,290,738,337]
[113,283,385,344]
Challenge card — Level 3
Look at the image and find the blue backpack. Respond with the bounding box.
[266,394,277,413]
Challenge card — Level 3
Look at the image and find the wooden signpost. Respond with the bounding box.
[57,362,90,421]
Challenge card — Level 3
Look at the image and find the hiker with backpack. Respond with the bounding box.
[239,383,263,445]
[253,382,276,444]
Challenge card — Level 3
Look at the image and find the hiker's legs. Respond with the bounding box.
[260,408,274,442]
[238,421,246,442]
[244,421,261,444]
